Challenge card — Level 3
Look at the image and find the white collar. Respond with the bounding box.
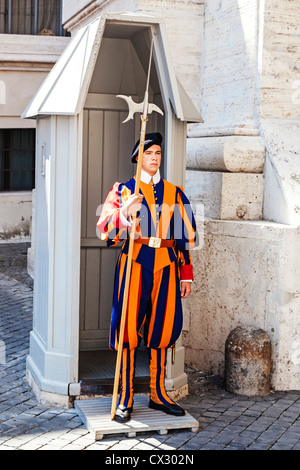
[140,169,161,185]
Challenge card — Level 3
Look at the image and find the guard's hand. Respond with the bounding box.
[121,194,143,219]
[181,282,191,298]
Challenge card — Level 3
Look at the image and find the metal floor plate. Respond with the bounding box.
[75,395,199,440]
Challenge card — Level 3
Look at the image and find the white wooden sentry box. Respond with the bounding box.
[22,12,203,406]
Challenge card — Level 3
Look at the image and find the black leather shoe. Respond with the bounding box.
[149,399,185,416]
[114,406,133,423]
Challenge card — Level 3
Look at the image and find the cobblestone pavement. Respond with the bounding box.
[1,242,300,452]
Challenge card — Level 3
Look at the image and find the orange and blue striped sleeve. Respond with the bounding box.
[97,182,132,246]
[175,186,198,281]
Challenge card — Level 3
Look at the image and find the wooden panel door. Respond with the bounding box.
[80,97,137,351]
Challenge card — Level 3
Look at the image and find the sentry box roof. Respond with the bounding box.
[22,12,202,123]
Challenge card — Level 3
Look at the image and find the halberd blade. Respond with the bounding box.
[148,103,164,117]
[117,95,164,123]
[116,95,143,123]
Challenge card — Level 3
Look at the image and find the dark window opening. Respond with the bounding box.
[0,0,70,36]
[0,129,35,191]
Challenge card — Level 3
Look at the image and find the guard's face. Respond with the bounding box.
[139,144,162,176]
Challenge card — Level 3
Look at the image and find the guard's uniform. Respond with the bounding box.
[97,134,197,414]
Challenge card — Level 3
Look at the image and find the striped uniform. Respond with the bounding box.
[97,175,197,409]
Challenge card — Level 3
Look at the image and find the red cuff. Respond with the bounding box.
[180,264,194,281]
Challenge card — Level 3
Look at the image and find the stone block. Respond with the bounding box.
[186,171,264,220]
[186,170,222,219]
[220,173,264,220]
[224,136,265,172]
[225,326,272,396]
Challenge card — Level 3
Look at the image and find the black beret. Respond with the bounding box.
[131,132,163,163]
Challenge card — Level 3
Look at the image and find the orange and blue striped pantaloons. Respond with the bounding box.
[148,347,176,405]
[118,348,137,409]
[110,253,183,352]
[117,347,176,409]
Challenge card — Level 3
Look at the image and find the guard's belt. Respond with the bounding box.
[134,237,176,249]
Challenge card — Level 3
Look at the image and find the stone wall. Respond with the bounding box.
[0,192,32,240]
[182,218,300,390]
[0,34,70,240]
[183,0,300,391]
[259,0,300,121]
[259,0,300,225]
[199,0,259,130]
[0,34,69,129]
[61,0,300,391]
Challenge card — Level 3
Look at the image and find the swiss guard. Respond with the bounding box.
[97,132,198,423]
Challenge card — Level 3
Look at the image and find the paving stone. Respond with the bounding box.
[1,242,300,451]
[269,442,293,450]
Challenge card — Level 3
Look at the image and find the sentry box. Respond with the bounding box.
[22,12,202,406]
